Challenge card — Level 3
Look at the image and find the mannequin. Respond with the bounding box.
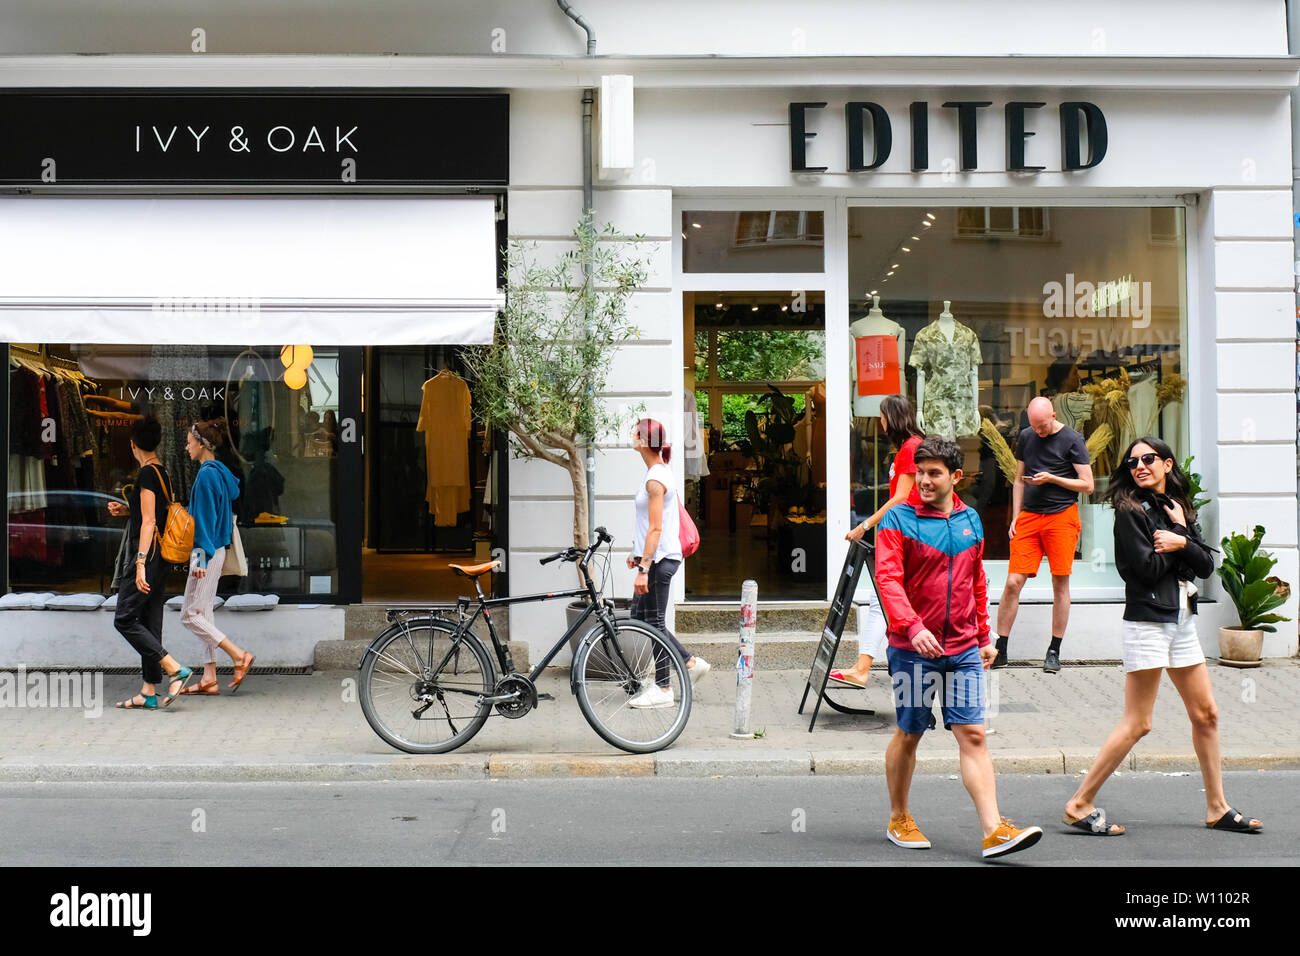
[910,300,981,438]
[848,295,906,418]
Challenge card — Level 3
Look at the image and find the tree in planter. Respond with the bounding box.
[462,215,650,548]
[1217,525,1291,634]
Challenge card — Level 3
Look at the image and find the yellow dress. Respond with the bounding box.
[415,372,472,526]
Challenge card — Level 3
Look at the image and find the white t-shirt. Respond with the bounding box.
[633,463,682,564]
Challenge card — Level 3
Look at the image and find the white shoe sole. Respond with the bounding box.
[887,830,932,849]
[628,692,675,709]
[982,826,1043,858]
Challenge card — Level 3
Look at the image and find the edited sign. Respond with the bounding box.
[0,90,509,186]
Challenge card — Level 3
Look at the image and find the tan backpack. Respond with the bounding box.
[148,464,195,564]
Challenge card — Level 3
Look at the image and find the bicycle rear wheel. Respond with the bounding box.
[359,617,495,754]
[573,618,692,754]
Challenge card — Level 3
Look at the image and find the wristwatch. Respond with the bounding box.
[136,552,146,564]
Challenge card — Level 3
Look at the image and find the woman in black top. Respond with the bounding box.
[105,415,193,708]
[1063,437,1262,835]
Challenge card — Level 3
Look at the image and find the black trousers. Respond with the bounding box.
[114,555,170,685]
[630,557,693,686]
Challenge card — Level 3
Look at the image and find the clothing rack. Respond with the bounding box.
[1077,355,1162,386]
[8,344,96,389]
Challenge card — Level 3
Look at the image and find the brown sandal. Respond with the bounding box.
[180,678,219,696]
[228,652,255,692]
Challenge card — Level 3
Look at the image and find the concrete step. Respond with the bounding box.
[674,602,852,634]
[315,638,531,671]
[679,631,859,670]
[343,603,512,642]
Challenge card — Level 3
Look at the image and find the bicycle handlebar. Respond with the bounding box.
[538,528,614,567]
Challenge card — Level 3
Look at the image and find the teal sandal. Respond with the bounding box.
[116,694,157,710]
[163,666,193,706]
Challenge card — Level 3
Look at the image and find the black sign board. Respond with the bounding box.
[798,539,881,731]
[0,90,509,187]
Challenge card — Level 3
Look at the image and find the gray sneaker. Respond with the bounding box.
[1043,648,1062,673]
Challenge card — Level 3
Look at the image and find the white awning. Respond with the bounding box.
[0,196,503,345]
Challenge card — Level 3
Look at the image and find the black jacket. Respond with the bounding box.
[1112,493,1216,623]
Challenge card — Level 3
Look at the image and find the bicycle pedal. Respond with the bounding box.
[536,693,555,702]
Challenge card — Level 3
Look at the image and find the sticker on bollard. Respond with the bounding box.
[798,539,880,732]
[731,579,757,739]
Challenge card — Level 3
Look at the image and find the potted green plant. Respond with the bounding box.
[1216,525,1291,667]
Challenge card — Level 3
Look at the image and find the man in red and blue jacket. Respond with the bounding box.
[874,436,1043,860]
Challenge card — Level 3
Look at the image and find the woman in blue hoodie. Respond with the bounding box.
[177,418,255,695]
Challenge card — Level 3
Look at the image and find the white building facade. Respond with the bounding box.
[1,0,1296,664]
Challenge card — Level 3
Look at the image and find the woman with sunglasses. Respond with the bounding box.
[1063,437,1262,836]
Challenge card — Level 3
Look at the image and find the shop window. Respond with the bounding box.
[955,206,1049,239]
[847,206,1188,594]
[683,210,825,272]
[7,343,342,599]
[685,291,827,601]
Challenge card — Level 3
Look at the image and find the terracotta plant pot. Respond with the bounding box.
[1217,626,1264,668]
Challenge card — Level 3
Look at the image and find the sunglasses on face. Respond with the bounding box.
[1125,453,1161,470]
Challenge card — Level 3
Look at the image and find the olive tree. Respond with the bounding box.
[463,215,649,548]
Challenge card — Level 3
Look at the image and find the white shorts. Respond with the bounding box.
[1121,587,1206,673]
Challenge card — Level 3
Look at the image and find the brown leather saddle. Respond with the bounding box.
[448,559,501,579]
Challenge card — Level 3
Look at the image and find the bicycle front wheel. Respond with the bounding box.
[573,619,692,754]
[359,617,495,754]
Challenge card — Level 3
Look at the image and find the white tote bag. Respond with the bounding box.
[222,517,249,577]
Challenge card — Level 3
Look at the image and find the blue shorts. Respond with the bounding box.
[886,644,987,734]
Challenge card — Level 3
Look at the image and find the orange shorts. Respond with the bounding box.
[1008,505,1081,577]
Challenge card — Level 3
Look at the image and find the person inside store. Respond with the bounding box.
[874,437,1043,859]
[1063,437,1262,836]
[105,414,194,708]
[177,417,256,696]
[833,394,924,690]
[994,396,1093,672]
[626,417,710,708]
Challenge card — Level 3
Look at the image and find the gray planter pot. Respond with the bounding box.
[1217,626,1264,668]
[566,598,633,666]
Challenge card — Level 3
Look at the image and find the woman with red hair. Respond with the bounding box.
[626,417,710,708]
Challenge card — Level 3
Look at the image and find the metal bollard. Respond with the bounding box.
[730,579,757,739]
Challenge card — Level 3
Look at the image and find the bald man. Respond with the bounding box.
[994,397,1093,672]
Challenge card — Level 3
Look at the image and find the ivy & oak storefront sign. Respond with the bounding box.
[0,90,509,187]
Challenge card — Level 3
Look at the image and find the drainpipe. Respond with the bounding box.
[557,1,598,543]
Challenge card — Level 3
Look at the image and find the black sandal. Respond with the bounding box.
[1063,808,1125,836]
[1207,808,1262,833]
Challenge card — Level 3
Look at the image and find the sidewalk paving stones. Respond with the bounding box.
[1,659,1296,781]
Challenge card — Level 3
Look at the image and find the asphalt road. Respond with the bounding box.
[1,771,1292,867]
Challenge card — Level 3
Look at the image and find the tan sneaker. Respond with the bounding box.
[982,817,1043,859]
[887,814,932,849]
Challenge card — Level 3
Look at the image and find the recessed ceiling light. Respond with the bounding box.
[901,247,911,253]
[886,271,894,276]
[891,263,899,268]
[921,221,932,228]
[780,305,788,311]
[751,305,759,311]
[691,222,702,229]
[716,302,724,309]
[911,236,920,241]
[926,212,936,220]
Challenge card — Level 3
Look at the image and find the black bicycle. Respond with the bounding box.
[358,527,692,755]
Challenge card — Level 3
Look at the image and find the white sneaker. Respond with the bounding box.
[687,657,711,685]
[628,684,674,709]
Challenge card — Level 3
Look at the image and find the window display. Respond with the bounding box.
[847,206,1188,592]
[7,343,341,598]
